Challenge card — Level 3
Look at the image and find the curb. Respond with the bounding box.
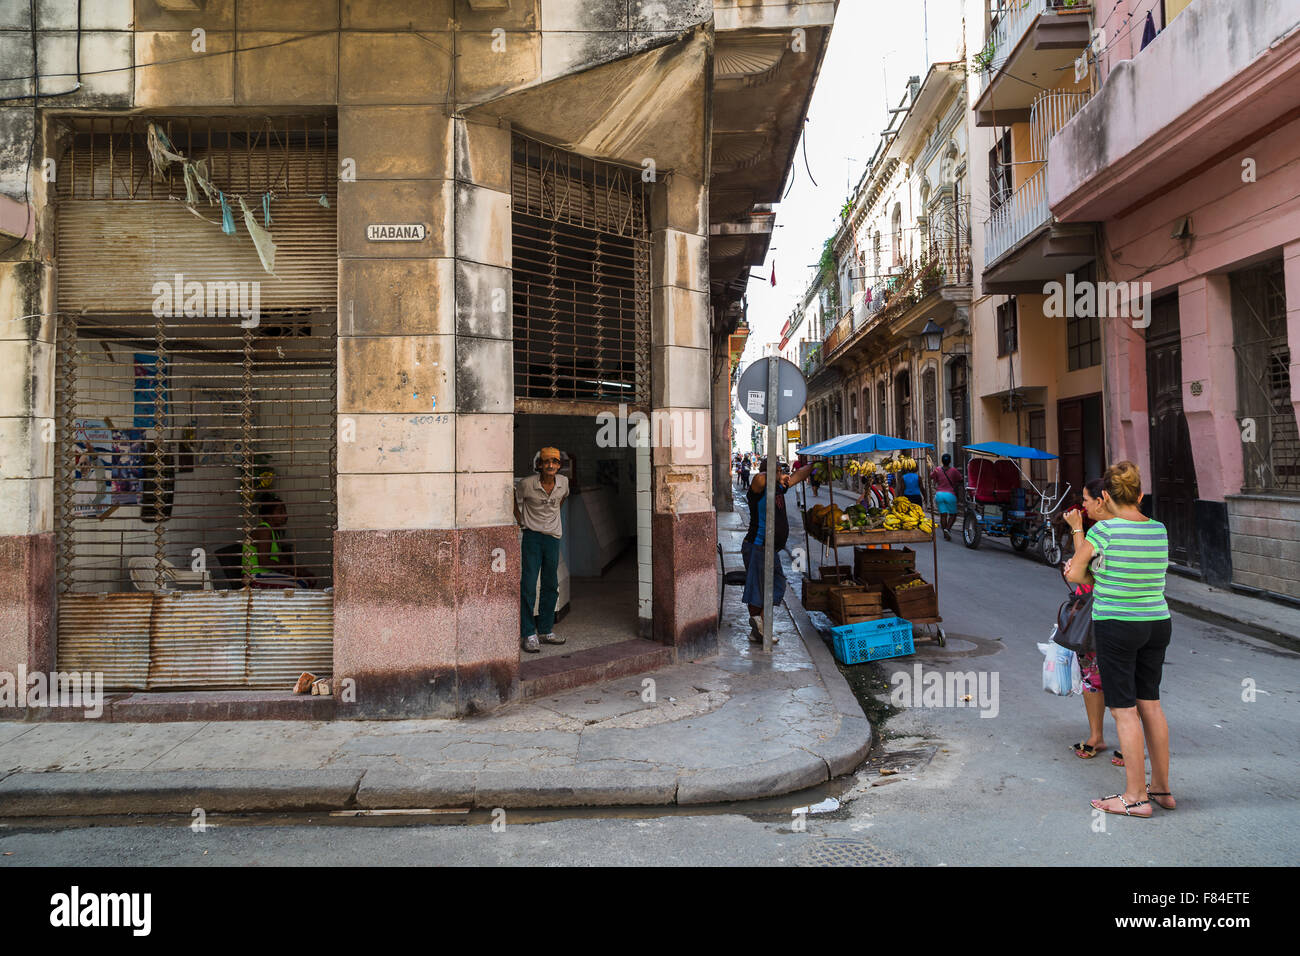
[1166,597,1300,654]
[783,593,875,777]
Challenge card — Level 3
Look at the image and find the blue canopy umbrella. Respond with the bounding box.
[798,432,934,456]
[963,441,1057,461]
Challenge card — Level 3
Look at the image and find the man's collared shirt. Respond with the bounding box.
[515,473,568,538]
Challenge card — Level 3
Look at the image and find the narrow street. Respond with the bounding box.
[4,485,1294,867]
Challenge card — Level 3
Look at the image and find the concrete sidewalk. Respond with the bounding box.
[0,512,871,817]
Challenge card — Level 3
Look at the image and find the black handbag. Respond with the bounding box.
[1053,588,1095,654]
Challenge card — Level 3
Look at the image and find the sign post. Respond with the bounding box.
[737,356,807,653]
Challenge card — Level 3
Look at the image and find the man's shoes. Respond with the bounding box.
[523,634,540,653]
[943,529,952,541]
[749,615,763,643]
[541,632,565,645]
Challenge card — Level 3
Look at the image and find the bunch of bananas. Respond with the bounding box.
[880,496,934,534]
[847,459,878,477]
[881,455,919,474]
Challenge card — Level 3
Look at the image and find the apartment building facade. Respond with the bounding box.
[1049,0,1300,595]
[804,62,974,466]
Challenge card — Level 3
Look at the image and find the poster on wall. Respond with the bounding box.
[72,420,113,517]
[73,420,146,513]
[133,353,169,428]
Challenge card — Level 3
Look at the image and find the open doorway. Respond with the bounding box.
[513,414,643,659]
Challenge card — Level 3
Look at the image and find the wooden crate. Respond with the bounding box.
[853,546,915,582]
[833,585,883,625]
[801,575,835,613]
[883,572,939,619]
[819,564,853,584]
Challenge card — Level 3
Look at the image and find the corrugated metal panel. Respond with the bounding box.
[56,594,153,690]
[56,199,337,313]
[248,590,334,687]
[147,589,252,688]
[57,590,334,690]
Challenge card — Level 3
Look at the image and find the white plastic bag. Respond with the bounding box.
[1038,640,1078,697]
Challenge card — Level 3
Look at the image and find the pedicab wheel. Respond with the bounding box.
[1042,538,1063,567]
[1010,530,1030,552]
[961,510,982,548]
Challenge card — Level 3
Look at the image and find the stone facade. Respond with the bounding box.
[0,1,836,716]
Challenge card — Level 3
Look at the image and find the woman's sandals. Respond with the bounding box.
[1091,793,1152,818]
[1147,784,1176,810]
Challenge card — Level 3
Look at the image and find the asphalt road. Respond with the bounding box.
[2,482,1295,866]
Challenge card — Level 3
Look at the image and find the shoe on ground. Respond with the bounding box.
[541,632,565,645]
[522,634,540,653]
[749,615,763,643]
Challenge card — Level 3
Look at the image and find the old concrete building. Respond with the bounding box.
[1049,0,1300,594]
[0,0,835,718]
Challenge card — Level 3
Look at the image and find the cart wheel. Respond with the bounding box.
[961,510,982,549]
[936,626,946,647]
[1010,530,1030,552]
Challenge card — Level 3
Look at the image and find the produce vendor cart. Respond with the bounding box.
[795,433,946,646]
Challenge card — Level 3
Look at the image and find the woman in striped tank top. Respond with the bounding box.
[1065,461,1175,818]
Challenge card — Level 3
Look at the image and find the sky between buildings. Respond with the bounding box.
[732,0,968,444]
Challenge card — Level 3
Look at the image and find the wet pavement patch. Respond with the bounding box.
[832,659,900,733]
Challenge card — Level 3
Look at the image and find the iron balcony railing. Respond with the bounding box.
[984,89,1088,265]
[979,0,1080,94]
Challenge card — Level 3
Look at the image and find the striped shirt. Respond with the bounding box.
[1085,518,1170,621]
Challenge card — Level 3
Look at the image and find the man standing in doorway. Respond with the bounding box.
[515,447,569,654]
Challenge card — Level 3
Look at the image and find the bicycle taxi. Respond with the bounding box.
[959,441,1072,567]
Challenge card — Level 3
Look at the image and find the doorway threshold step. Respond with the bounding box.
[518,639,674,700]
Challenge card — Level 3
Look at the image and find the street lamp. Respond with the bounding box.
[921,318,944,352]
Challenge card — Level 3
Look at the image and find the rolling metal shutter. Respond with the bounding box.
[52,116,337,690]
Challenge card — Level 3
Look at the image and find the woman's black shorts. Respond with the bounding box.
[1093,617,1172,709]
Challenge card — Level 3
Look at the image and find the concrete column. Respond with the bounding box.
[0,260,56,681]
[1179,276,1242,501]
[649,175,716,657]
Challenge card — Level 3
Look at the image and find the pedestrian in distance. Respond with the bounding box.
[515,446,569,654]
[739,457,751,490]
[742,456,814,644]
[1062,478,1119,763]
[1065,461,1175,818]
[930,454,964,540]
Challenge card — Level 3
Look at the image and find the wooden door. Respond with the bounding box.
[1145,295,1201,567]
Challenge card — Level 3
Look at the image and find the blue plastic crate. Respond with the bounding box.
[830,616,914,665]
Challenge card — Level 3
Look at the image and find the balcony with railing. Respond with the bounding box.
[820,225,973,364]
[984,89,1089,269]
[973,0,1092,126]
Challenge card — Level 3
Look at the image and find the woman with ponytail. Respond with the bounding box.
[1064,461,1175,818]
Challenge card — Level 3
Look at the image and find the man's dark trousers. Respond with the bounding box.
[520,528,560,639]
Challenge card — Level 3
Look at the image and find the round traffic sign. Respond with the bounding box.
[737,357,807,426]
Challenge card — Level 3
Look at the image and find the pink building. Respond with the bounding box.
[1050,0,1300,597]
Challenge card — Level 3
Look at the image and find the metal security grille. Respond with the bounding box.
[51,116,337,690]
[511,135,651,407]
[1232,259,1298,493]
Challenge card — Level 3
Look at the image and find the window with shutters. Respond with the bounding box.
[922,368,937,451]
[511,135,652,408]
[997,298,1018,356]
[1232,259,1297,493]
